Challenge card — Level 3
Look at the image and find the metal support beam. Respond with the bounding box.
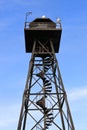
[17,39,75,130]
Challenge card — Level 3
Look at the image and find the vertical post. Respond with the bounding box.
[50,40,66,130]
[50,40,75,130]
[17,40,36,130]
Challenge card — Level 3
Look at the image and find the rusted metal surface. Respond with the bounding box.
[24,17,62,53]
[17,17,75,130]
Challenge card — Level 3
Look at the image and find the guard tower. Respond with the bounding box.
[17,15,75,130]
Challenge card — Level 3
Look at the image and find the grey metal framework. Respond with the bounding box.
[17,17,75,130]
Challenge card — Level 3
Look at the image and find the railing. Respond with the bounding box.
[24,22,61,29]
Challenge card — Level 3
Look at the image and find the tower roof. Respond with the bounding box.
[31,17,55,23]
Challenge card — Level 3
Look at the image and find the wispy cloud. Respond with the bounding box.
[67,86,87,101]
[0,103,20,130]
[0,86,87,130]
[0,0,38,10]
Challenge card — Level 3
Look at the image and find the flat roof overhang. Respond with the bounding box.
[24,28,62,53]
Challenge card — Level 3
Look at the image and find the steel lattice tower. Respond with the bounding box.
[17,15,75,130]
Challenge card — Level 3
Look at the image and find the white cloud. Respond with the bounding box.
[0,103,20,129]
[66,87,87,130]
[0,86,87,130]
[67,86,87,101]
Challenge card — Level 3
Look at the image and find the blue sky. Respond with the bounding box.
[0,0,87,130]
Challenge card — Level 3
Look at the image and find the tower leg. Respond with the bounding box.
[17,40,75,130]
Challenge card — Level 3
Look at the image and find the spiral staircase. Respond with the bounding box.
[36,56,53,129]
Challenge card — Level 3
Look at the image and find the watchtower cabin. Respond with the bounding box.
[24,16,62,54]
